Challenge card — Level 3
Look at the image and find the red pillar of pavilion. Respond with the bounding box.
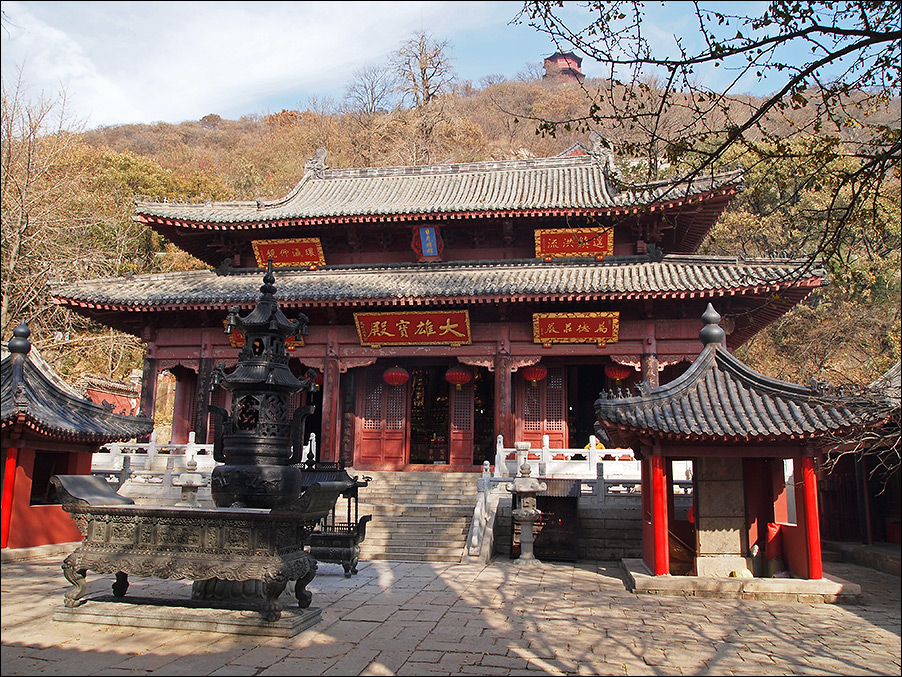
[650,454,670,575]
[802,456,823,579]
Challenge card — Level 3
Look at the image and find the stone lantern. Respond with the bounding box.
[210,259,315,509]
[507,462,547,564]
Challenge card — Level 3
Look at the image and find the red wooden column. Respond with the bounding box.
[170,367,197,444]
[650,454,670,575]
[642,323,660,388]
[138,357,158,442]
[494,330,513,445]
[319,330,341,464]
[801,456,823,579]
[1,446,19,548]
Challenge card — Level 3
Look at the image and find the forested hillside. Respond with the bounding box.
[2,33,899,391]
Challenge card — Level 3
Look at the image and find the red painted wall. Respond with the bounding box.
[5,448,87,549]
[781,522,810,579]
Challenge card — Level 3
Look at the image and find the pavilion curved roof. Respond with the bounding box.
[594,306,863,444]
[134,154,743,227]
[1,325,154,444]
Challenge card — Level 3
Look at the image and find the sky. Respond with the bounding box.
[1,1,779,131]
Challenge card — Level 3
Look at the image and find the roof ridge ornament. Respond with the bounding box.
[588,130,619,195]
[699,303,726,347]
[304,147,328,177]
[8,322,31,355]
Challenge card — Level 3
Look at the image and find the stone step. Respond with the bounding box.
[341,471,478,563]
[362,551,464,563]
[360,494,476,503]
[361,537,468,550]
[366,515,470,533]
[366,522,470,539]
[359,504,473,514]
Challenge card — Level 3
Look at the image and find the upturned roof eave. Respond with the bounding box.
[594,342,863,440]
[601,422,854,447]
[1,353,155,443]
[49,278,821,314]
[1,415,153,444]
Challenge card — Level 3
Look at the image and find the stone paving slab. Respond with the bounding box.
[1,555,899,676]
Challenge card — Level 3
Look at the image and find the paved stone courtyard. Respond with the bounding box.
[2,556,899,676]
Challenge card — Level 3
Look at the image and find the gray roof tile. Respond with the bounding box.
[595,342,862,442]
[50,255,823,310]
[135,155,743,225]
[1,332,154,443]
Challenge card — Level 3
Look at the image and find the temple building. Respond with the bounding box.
[49,140,825,473]
[543,51,585,83]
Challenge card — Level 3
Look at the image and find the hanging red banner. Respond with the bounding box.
[534,227,614,260]
[533,312,620,346]
[355,310,472,347]
[252,238,326,268]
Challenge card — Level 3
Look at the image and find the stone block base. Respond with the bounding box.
[621,559,861,603]
[53,596,322,638]
[695,555,753,577]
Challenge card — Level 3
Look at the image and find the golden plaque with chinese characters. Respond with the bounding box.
[354,310,472,347]
[532,312,620,347]
[252,238,326,268]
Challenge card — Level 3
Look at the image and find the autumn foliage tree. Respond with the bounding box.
[1,73,223,379]
[514,1,900,266]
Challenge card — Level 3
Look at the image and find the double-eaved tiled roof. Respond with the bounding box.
[1,324,154,443]
[134,153,743,226]
[594,305,861,444]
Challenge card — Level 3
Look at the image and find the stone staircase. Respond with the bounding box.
[349,470,479,563]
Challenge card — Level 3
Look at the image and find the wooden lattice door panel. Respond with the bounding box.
[356,368,408,467]
[448,381,474,466]
[516,367,567,449]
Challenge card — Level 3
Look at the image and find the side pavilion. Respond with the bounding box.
[595,305,867,581]
[1,323,154,550]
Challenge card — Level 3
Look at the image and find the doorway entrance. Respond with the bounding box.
[355,363,493,469]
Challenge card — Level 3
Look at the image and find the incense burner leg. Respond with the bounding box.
[294,565,316,609]
[112,572,129,598]
[261,575,288,622]
[61,554,87,607]
[343,548,360,577]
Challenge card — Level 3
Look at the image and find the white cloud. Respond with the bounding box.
[2,1,530,128]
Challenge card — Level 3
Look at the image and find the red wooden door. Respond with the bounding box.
[448,381,474,466]
[357,368,409,468]
[516,366,567,449]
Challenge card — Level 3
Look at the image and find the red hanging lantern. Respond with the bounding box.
[605,363,633,382]
[444,365,472,390]
[313,370,325,390]
[521,364,547,386]
[383,366,410,386]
